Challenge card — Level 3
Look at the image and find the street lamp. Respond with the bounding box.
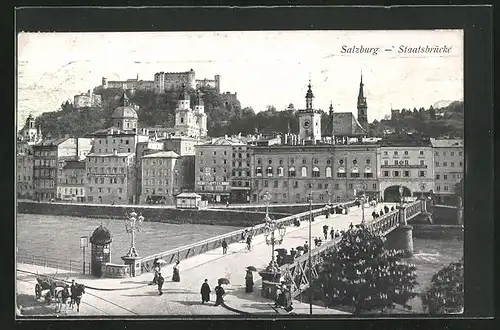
[307,184,313,315]
[360,182,367,224]
[80,236,88,274]
[124,210,144,257]
[420,182,426,199]
[398,185,404,207]
[263,213,286,268]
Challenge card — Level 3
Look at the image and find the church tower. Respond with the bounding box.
[193,89,207,138]
[174,83,198,137]
[298,81,322,143]
[357,72,368,128]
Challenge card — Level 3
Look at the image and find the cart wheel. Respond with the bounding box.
[35,284,41,299]
[45,291,51,304]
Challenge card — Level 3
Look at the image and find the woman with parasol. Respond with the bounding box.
[172,260,180,282]
[214,278,228,306]
[245,267,256,293]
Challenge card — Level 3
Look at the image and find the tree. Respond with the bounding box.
[421,258,464,314]
[310,224,418,314]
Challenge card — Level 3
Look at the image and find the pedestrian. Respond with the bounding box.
[245,269,254,293]
[290,248,297,260]
[241,230,246,242]
[391,206,395,211]
[330,228,335,240]
[157,272,164,295]
[303,241,309,253]
[384,205,389,213]
[335,230,340,238]
[172,260,180,282]
[214,280,225,306]
[349,222,354,230]
[322,225,328,240]
[380,210,384,217]
[200,279,211,303]
[69,280,77,310]
[246,235,252,251]
[372,211,376,220]
[222,239,228,255]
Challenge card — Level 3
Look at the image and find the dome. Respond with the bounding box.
[305,83,314,99]
[112,106,138,119]
[90,224,112,245]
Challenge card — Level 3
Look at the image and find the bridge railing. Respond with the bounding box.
[280,199,426,298]
[139,200,357,273]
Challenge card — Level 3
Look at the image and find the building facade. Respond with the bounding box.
[57,160,86,201]
[140,151,181,204]
[378,139,435,202]
[17,141,34,199]
[298,82,322,143]
[194,136,246,203]
[33,137,92,201]
[174,85,207,138]
[74,90,102,108]
[430,138,464,205]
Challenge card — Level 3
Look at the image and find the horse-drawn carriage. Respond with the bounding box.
[34,273,85,313]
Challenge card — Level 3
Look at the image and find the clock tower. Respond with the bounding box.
[298,81,322,143]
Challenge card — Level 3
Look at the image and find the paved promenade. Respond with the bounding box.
[16,202,394,316]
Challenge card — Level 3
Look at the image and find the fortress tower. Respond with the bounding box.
[357,72,368,128]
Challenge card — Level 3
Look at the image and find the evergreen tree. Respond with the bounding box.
[311,224,418,314]
[421,258,464,314]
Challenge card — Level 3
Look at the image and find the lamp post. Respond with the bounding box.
[263,206,286,268]
[399,185,404,207]
[420,182,426,199]
[124,210,144,257]
[360,182,367,224]
[308,184,313,315]
[80,236,88,274]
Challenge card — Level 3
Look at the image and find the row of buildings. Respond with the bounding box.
[17,75,464,206]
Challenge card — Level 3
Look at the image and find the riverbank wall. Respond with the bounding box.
[16,201,290,227]
[412,224,463,240]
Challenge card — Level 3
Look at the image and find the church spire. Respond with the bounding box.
[305,80,314,110]
[357,72,368,128]
[358,71,365,101]
[178,82,189,101]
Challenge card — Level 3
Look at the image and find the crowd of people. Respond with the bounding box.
[371,205,395,220]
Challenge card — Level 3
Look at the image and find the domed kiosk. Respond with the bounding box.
[90,224,112,277]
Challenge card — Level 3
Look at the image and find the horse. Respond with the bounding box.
[54,286,70,314]
[69,283,85,312]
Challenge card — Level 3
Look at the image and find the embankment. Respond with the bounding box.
[17,201,290,227]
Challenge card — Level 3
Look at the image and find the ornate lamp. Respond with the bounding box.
[398,185,404,205]
[124,210,144,257]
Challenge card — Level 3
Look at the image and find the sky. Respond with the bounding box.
[17,30,463,131]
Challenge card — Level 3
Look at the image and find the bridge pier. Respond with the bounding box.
[384,225,413,258]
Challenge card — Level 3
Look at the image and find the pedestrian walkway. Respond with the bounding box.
[16,202,394,316]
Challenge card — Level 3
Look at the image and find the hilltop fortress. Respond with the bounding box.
[100,69,220,94]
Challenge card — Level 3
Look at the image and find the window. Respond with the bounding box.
[435,162,439,167]
[353,159,357,165]
[419,150,424,155]
[339,159,344,165]
[312,167,320,178]
[293,181,298,188]
[278,167,284,177]
[317,183,322,189]
[264,180,268,187]
[213,151,217,155]
[288,167,296,177]
[444,174,448,180]
[384,160,388,165]
[444,186,449,191]
[451,162,455,167]
[224,151,227,156]
[326,159,331,165]
[301,167,307,177]
[436,185,441,191]
[372,183,377,190]
[394,160,399,165]
[394,171,400,177]
[273,180,278,188]
[337,167,346,178]
[324,184,329,189]
[256,167,262,176]
[459,151,463,156]
[326,167,332,178]
[420,160,425,166]
[257,159,261,165]
[443,162,448,166]
[443,152,447,156]
[283,181,288,188]
[403,171,410,177]
[348,183,353,189]
[394,151,398,155]
[384,151,388,156]
[335,184,339,189]
[436,174,440,179]
[266,166,273,176]
[268,159,272,164]
[364,167,373,178]
[435,151,439,156]
[350,167,359,178]
[366,159,371,164]
[419,171,425,177]
[313,158,318,164]
[404,151,409,155]
[459,161,463,167]
[451,151,455,156]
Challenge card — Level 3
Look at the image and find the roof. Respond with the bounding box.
[198,136,246,146]
[90,224,112,245]
[332,112,366,136]
[112,106,138,119]
[34,137,72,147]
[430,138,464,148]
[142,151,180,158]
[176,192,201,198]
[89,127,137,136]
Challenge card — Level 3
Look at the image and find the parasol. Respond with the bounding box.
[156,259,168,265]
[246,266,257,272]
[218,278,230,285]
[274,248,287,253]
[296,246,304,251]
